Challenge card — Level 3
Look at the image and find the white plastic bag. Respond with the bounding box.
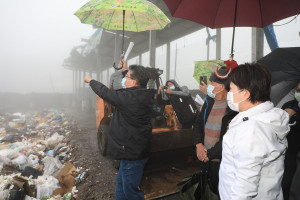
[45,133,64,148]
[24,195,39,200]
[36,185,59,199]
[0,149,19,160]
[28,154,39,168]
[42,156,63,176]
[12,154,28,170]
[0,190,9,200]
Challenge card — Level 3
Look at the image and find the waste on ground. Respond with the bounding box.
[0,109,87,200]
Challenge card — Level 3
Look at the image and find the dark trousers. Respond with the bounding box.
[289,152,300,200]
[208,161,220,196]
[282,153,298,200]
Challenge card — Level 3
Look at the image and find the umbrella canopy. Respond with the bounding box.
[163,0,300,58]
[193,60,226,84]
[75,0,170,32]
[163,0,300,29]
[257,47,300,106]
[75,0,170,69]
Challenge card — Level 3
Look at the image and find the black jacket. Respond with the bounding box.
[193,96,237,160]
[90,80,155,160]
[282,99,300,155]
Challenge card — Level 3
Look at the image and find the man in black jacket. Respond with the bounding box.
[281,80,300,200]
[84,64,155,200]
[193,67,237,196]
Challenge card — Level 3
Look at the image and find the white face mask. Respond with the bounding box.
[227,89,247,112]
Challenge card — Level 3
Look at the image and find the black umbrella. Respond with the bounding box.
[257,47,300,106]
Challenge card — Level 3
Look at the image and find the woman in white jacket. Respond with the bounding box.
[219,63,290,200]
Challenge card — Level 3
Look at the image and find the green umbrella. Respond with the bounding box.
[75,0,171,69]
[75,0,170,32]
[193,60,226,85]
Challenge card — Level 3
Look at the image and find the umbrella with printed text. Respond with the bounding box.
[75,0,171,69]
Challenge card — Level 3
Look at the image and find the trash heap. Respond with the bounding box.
[0,110,86,200]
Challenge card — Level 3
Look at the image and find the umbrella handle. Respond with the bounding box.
[113,62,123,70]
[113,54,125,70]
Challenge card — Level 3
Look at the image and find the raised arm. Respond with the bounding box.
[84,75,124,107]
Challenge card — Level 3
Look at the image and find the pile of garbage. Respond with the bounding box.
[0,110,86,200]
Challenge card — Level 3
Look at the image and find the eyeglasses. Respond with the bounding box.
[125,75,135,81]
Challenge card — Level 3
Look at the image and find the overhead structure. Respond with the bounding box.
[163,0,300,58]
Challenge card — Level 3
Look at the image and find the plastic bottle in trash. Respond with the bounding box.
[63,192,72,200]
[75,171,86,184]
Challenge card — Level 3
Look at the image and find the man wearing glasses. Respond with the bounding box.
[84,63,155,200]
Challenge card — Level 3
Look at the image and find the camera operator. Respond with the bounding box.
[157,80,190,102]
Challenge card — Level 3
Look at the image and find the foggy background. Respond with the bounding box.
[0,0,93,94]
[0,0,299,111]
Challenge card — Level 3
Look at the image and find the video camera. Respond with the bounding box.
[163,86,168,89]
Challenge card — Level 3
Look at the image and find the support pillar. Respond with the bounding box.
[72,70,75,94]
[107,69,110,85]
[251,28,264,61]
[96,72,100,81]
[216,29,221,60]
[166,42,170,81]
[139,54,142,65]
[149,30,156,68]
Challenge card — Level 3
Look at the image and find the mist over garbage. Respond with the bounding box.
[0,0,299,199]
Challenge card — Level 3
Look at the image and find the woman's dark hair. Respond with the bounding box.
[128,65,150,87]
[228,63,271,103]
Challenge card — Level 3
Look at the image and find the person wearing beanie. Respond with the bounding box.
[193,66,238,196]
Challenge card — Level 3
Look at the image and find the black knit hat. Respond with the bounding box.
[209,67,230,91]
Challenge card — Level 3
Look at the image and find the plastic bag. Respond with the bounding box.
[0,190,9,200]
[28,154,39,168]
[12,155,28,170]
[0,154,11,165]
[46,150,55,157]
[0,149,19,160]
[24,195,39,200]
[21,166,43,179]
[34,175,60,199]
[45,133,64,148]
[42,156,62,176]
[36,185,59,199]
